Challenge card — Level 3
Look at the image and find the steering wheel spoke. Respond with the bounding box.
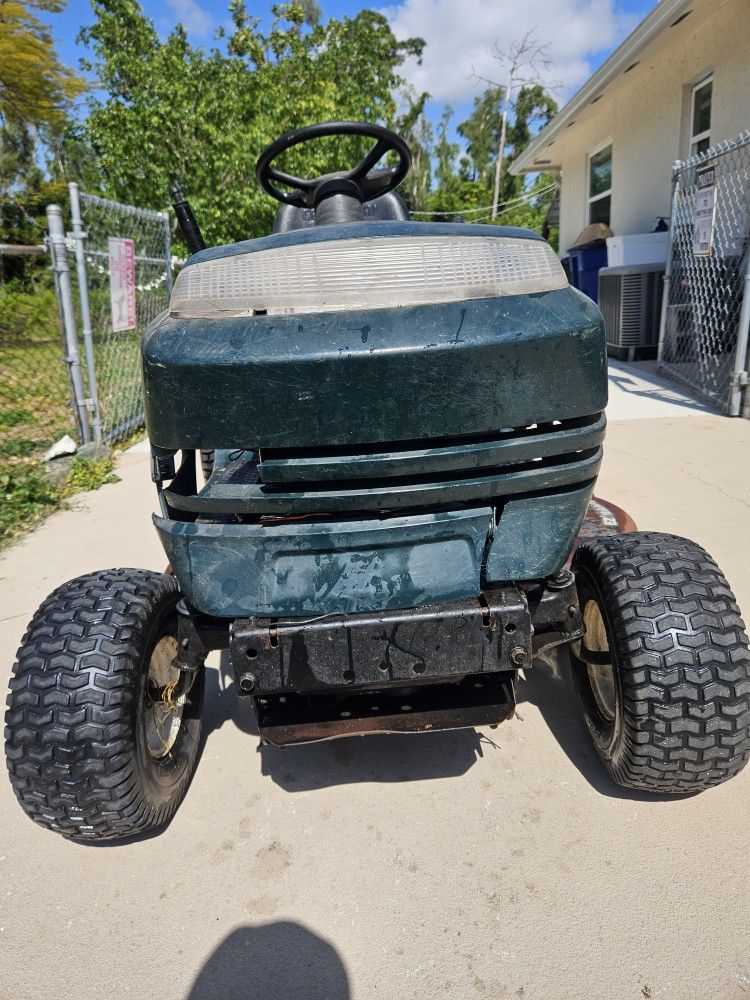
[361,167,399,199]
[256,121,411,212]
[351,138,391,182]
[267,166,314,191]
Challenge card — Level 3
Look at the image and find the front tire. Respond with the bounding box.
[5,569,204,840]
[571,532,750,794]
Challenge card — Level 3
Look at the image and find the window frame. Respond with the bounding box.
[690,75,713,157]
[587,139,613,226]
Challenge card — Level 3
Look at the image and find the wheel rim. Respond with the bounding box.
[143,635,186,759]
[582,598,617,721]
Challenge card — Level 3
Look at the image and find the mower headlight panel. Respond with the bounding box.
[169,236,568,318]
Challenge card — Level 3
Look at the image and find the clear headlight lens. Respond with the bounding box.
[170,235,568,318]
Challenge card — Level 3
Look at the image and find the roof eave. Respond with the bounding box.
[509,0,693,175]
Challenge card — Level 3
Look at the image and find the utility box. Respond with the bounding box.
[606,232,669,267]
[598,263,665,360]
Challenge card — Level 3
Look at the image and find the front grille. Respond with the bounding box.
[163,413,605,519]
[258,414,605,485]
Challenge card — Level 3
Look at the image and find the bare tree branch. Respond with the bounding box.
[471,29,556,218]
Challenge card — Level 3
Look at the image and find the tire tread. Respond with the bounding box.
[573,531,750,793]
[4,569,196,840]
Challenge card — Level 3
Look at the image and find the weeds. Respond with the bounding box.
[0,455,119,548]
[0,465,61,543]
[61,455,119,497]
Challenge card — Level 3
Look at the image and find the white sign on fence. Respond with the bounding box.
[108,237,136,331]
[692,163,717,257]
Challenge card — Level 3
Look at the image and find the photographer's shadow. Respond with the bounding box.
[187,922,349,1000]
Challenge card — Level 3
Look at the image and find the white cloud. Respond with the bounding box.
[164,0,215,39]
[380,0,639,104]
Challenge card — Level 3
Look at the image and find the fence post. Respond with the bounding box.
[46,204,92,444]
[656,161,681,368]
[729,248,750,416]
[69,183,102,441]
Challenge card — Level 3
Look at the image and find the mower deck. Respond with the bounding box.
[255,673,516,746]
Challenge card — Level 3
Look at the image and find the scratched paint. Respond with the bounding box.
[143,224,607,617]
[155,507,493,617]
[142,287,606,451]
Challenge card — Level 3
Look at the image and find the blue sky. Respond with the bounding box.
[45,0,657,127]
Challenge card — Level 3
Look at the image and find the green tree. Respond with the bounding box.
[0,120,68,280]
[416,80,558,235]
[457,86,503,187]
[419,176,487,220]
[0,0,83,129]
[78,0,423,246]
[433,105,458,191]
[419,105,489,221]
[456,83,556,200]
[506,84,557,163]
[394,86,432,210]
[0,0,83,278]
[495,84,558,240]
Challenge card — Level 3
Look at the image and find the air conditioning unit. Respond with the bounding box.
[598,263,665,360]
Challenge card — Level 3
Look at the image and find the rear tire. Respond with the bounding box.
[5,569,204,841]
[571,532,750,794]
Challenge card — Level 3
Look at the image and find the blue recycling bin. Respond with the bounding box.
[568,243,608,303]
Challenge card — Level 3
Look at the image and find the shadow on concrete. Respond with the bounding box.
[200,647,671,800]
[83,644,483,842]
[607,359,713,414]
[519,648,674,802]
[201,653,484,792]
[186,923,350,1000]
[259,725,484,792]
[202,653,259,741]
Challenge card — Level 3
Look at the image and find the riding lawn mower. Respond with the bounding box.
[6,123,750,841]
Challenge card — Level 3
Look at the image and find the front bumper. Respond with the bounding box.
[214,575,582,744]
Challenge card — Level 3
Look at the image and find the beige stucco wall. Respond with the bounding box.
[548,0,749,255]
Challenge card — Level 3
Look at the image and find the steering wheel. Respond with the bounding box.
[255,121,412,210]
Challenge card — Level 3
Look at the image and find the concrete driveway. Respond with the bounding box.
[2,363,749,1000]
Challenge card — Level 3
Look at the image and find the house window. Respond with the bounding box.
[588,144,612,225]
[691,76,712,156]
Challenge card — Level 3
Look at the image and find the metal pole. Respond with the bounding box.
[656,161,682,371]
[491,71,513,221]
[69,183,102,441]
[46,204,92,443]
[729,246,750,416]
[162,210,173,296]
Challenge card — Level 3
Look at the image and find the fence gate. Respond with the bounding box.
[66,185,172,444]
[658,131,750,416]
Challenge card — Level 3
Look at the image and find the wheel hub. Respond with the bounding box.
[143,635,186,758]
[582,599,616,721]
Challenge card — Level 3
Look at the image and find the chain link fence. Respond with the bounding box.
[658,131,750,415]
[74,190,172,442]
[1,188,171,488]
[0,256,77,466]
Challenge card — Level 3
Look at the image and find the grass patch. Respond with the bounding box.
[113,428,148,454]
[0,438,44,458]
[61,455,119,497]
[0,455,120,549]
[0,465,61,544]
[1,282,77,462]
